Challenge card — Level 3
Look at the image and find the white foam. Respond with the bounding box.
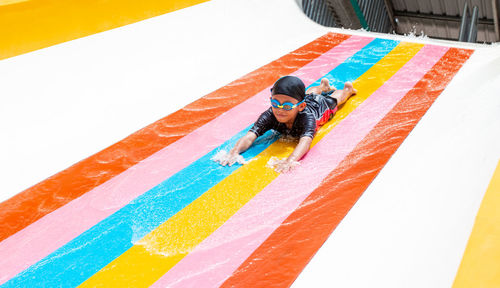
[211,150,249,166]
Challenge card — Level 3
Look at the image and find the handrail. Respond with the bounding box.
[468,6,479,42]
[302,0,337,27]
[458,1,479,43]
[459,1,470,42]
[493,0,500,41]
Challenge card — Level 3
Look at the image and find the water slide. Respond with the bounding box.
[1,0,499,287]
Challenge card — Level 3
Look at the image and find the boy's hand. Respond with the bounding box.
[274,160,300,173]
[220,152,239,166]
[213,150,247,166]
[271,136,310,173]
[213,132,257,167]
[268,157,300,173]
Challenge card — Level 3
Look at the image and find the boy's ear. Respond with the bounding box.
[298,102,306,111]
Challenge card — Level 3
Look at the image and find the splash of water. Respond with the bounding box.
[266,156,300,171]
[211,150,249,165]
[402,26,428,39]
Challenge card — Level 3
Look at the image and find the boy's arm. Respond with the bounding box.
[288,136,313,162]
[218,108,273,167]
[230,132,258,155]
[275,136,313,173]
[220,132,258,166]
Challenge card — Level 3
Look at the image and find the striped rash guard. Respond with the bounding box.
[249,92,338,139]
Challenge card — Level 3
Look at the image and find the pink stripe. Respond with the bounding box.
[151,44,450,288]
[0,35,373,284]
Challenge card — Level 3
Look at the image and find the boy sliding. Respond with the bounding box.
[215,75,356,173]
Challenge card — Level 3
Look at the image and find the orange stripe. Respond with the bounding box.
[0,33,350,242]
[220,47,474,288]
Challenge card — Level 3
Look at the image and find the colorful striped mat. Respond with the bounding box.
[0,33,473,287]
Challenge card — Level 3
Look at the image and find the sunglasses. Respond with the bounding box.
[270,97,305,111]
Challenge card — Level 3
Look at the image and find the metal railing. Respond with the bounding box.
[301,0,391,32]
[356,0,392,33]
[459,1,479,42]
[492,0,500,41]
[300,0,498,42]
[302,0,338,27]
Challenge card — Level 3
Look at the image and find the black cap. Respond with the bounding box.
[270,76,306,101]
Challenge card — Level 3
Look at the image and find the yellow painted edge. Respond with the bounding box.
[0,0,29,5]
[78,42,424,288]
[0,0,209,60]
[453,160,500,288]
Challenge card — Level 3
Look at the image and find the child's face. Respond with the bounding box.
[270,94,306,126]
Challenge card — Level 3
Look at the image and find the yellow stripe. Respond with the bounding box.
[78,42,424,288]
[453,160,500,288]
[0,0,209,60]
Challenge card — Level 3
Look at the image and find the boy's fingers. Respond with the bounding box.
[278,163,293,173]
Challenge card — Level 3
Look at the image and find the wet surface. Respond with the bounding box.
[0,33,349,244]
[0,33,473,288]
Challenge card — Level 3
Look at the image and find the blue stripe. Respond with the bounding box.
[2,37,399,288]
[310,38,399,89]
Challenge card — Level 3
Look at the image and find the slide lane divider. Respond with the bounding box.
[0,35,373,287]
[0,32,349,243]
[152,42,438,288]
[79,40,409,288]
[221,47,474,288]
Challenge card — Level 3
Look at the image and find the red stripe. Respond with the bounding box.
[220,47,474,288]
[315,106,338,129]
[0,33,351,242]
